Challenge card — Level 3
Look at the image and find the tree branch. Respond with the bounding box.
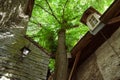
[45,0,61,24]
[30,20,38,25]
[30,20,42,27]
[35,4,52,15]
[69,14,81,21]
[62,0,69,21]
[66,24,79,30]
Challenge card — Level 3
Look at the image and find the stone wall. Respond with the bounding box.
[0,35,49,80]
[76,27,120,80]
[0,0,28,79]
[0,0,50,80]
[76,54,103,80]
[95,27,120,80]
[0,0,29,34]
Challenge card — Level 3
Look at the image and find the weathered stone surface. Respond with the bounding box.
[96,27,120,80]
[0,0,29,32]
[0,34,49,80]
[76,54,104,80]
[76,27,120,80]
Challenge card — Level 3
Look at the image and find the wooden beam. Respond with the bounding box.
[68,51,81,80]
[25,0,35,17]
[100,0,120,23]
[71,32,93,58]
[108,16,120,24]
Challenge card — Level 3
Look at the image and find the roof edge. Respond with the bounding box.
[24,35,51,57]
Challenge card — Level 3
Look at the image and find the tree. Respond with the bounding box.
[27,0,113,80]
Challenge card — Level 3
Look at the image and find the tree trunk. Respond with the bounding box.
[55,29,68,80]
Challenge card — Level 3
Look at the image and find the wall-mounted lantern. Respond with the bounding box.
[86,13,100,30]
[80,7,105,35]
[20,47,31,57]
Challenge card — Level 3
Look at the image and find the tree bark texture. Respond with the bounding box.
[55,29,68,80]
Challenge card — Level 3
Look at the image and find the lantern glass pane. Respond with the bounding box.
[23,48,30,55]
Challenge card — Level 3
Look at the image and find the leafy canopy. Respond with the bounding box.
[27,0,113,53]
